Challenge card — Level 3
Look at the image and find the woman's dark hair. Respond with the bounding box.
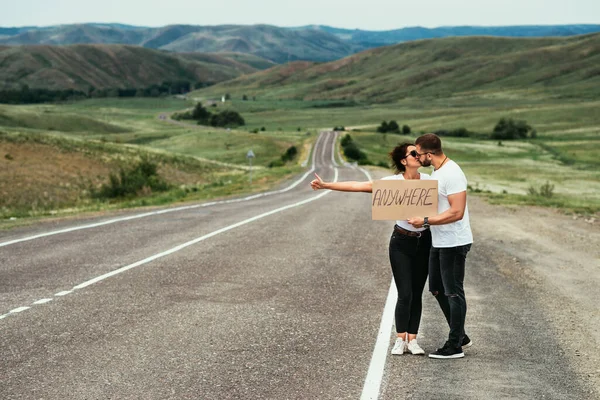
[389,142,414,174]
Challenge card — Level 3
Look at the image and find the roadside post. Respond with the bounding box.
[247,149,255,184]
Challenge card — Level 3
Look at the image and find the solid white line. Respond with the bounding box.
[0,132,330,249]
[33,298,53,305]
[301,144,312,167]
[54,291,73,297]
[360,278,397,400]
[9,306,31,314]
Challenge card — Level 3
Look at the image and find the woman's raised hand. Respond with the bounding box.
[310,173,326,190]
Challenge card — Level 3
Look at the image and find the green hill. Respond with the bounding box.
[190,33,600,102]
[0,44,266,91]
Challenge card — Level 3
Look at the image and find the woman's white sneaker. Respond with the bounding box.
[391,338,408,355]
[407,339,425,355]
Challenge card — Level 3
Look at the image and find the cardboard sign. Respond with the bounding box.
[372,179,438,220]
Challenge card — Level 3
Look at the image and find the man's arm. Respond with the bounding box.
[407,191,466,227]
[310,173,372,193]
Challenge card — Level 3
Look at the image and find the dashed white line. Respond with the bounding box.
[32,298,53,305]
[9,306,31,314]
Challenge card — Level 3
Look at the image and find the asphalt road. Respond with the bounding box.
[0,132,595,399]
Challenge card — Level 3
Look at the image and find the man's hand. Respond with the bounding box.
[310,173,327,190]
[407,217,425,228]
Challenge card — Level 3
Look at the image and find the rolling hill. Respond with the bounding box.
[0,24,357,63]
[0,45,272,91]
[2,23,599,63]
[189,33,600,102]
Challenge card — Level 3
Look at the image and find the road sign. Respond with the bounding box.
[247,150,255,184]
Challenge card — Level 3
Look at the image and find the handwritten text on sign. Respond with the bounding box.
[372,179,438,220]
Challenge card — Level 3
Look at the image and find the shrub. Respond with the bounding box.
[528,181,555,197]
[268,159,285,168]
[343,142,367,162]
[281,145,298,162]
[492,118,534,140]
[402,125,411,135]
[192,103,211,123]
[377,121,389,133]
[340,134,353,147]
[377,120,400,134]
[387,120,400,134]
[209,110,245,128]
[94,157,169,199]
[435,128,471,137]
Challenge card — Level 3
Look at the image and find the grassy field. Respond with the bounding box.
[212,97,600,214]
[1,93,598,226]
[0,98,310,226]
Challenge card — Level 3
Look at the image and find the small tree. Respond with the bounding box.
[377,121,389,133]
[492,118,533,140]
[242,94,248,101]
[192,103,211,123]
[387,120,400,134]
[281,146,298,162]
[341,134,353,147]
[402,125,411,135]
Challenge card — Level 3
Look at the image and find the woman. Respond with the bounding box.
[310,143,431,355]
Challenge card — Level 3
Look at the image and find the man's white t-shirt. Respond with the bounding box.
[381,173,432,232]
[430,160,473,248]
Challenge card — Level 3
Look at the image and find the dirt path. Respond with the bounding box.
[469,196,600,391]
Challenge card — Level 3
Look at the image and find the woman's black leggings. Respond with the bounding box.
[388,228,431,334]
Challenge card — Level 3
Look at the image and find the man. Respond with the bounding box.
[408,133,473,360]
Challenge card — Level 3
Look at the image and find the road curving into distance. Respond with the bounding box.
[0,131,595,399]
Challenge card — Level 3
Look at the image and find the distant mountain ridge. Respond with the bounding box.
[1,23,599,63]
[0,45,274,91]
[190,33,600,102]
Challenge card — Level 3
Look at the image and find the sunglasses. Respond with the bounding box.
[404,150,419,158]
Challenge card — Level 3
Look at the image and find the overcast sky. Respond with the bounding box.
[1,0,599,30]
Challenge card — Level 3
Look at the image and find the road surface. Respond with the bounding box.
[1,131,598,399]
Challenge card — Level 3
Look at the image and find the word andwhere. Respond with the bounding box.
[372,179,438,220]
[372,187,434,207]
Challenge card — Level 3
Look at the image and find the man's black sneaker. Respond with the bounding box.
[461,335,473,349]
[429,344,464,359]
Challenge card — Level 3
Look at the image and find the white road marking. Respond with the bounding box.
[361,278,397,400]
[9,306,31,314]
[33,298,53,305]
[0,132,329,249]
[331,131,339,167]
[0,166,339,321]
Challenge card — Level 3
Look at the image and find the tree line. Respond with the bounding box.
[0,81,214,104]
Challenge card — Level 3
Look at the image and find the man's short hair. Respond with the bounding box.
[415,133,442,154]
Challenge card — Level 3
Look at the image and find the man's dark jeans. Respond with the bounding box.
[428,244,472,348]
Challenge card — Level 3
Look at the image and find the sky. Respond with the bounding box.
[1,0,599,30]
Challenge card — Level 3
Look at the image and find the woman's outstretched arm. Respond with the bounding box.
[310,173,372,193]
